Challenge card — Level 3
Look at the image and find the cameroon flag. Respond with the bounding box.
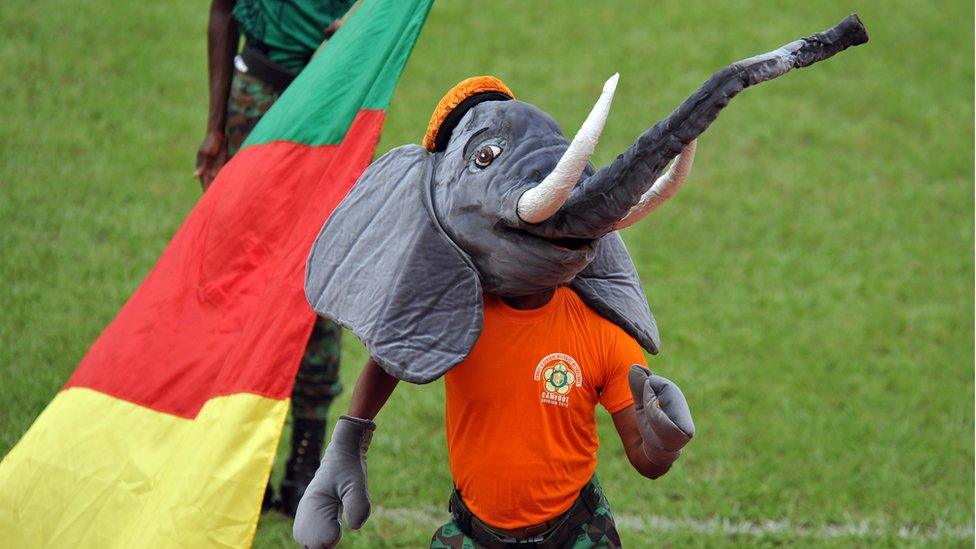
[0,1,432,546]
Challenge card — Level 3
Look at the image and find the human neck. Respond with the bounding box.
[500,287,556,310]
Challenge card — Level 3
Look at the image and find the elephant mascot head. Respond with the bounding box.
[305,15,868,383]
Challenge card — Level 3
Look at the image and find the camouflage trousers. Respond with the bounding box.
[226,69,280,155]
[226,68,343,421]
[430,476,622,549]
[293,317,343,420]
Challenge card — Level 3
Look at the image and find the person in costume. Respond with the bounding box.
[294,15,868,548]
[194,0,357,515]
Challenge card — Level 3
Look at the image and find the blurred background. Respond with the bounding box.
[1,1,972,546]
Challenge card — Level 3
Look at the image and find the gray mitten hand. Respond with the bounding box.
[293,415,375,549]
[628,365,695,467]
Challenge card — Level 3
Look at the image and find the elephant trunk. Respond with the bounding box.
[535,14,868,239]
[613,139,698,230]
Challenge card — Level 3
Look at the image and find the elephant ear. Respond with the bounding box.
[570,232,660,354]
[305,144,483,384]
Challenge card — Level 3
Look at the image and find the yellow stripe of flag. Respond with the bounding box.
[0,388,288,548]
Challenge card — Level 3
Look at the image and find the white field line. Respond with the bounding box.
[370,506,974,541]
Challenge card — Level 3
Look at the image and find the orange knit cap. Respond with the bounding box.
[423,76,515,152]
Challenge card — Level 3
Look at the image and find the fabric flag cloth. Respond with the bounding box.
[0,1,432,546]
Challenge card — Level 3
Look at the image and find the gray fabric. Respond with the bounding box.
[529,14,869,239]
[570,231,659,354]
[627,366,695,467]
[293,415,376,549]
[305,145,483,384]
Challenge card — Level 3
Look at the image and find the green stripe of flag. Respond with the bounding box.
[244,0,433,148]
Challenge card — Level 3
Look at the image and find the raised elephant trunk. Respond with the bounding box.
[613,139,697,230]
[534,14,868,239]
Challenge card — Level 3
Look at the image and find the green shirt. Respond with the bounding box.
[234,0,357,73]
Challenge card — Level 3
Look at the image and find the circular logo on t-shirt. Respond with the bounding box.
[533,353,583,407]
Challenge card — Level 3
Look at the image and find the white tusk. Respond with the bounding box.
[613,139,697,230]
[517,73,619,224]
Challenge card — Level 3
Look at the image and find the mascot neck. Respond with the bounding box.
[500,287,556,310]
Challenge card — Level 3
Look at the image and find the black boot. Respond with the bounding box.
[279,417,327,517]
[261,481,276,512]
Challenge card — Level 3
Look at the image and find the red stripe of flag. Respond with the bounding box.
[67,111,385,418]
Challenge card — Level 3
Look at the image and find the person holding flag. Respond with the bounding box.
[194,0,357,517]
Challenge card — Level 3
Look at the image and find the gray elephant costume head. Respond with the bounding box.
[306,15,868,384]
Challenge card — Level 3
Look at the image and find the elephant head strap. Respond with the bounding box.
[307,14,868,383]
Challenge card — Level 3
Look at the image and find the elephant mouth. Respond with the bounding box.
[544,235,595,251]
[504,226,595,253]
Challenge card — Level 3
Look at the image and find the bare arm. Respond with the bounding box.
[194,0,239,191]
[611,405,672,480]
[347,358,399,420]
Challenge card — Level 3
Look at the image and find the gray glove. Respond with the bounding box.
[293,415,375,549]
[627,365,695,467]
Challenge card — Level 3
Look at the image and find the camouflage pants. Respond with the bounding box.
[292,317,343,420]
[226,68,343,421]
[225,69,280,155]
[430,476,622,549]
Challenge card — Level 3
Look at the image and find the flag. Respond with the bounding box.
[0,1,433,546]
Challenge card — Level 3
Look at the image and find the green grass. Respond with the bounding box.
[1,0,973,547]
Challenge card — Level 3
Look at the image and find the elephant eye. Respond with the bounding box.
[473,144,502,168]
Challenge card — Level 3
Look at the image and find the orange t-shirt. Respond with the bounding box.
[444,286,647,529]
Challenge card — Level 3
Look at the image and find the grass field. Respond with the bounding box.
[1,0,973,547]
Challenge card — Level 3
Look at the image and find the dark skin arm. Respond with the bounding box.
[612,404,672,479]
[194,0,239,191]
[347,358,399,420]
